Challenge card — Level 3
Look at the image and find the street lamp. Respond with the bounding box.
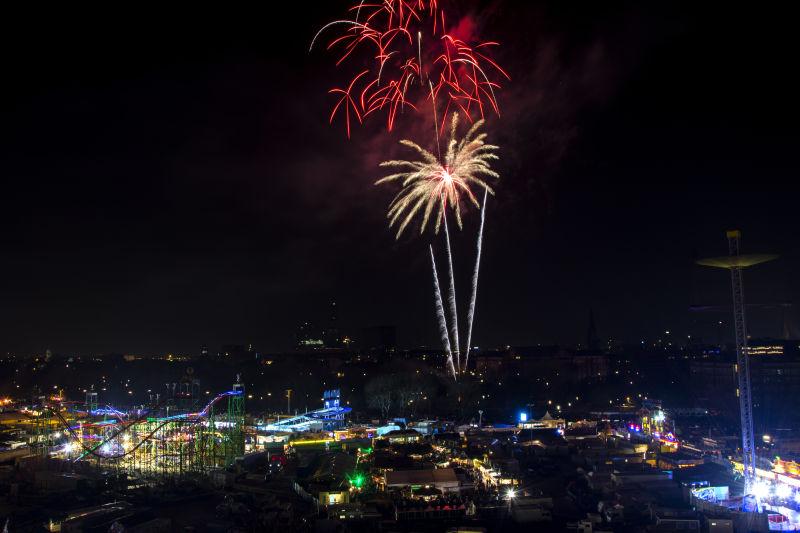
[506,487,516,509]
[478,410,483,427]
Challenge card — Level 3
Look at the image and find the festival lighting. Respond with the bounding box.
[752,482,770,500]
[775,483,792,499]
[348,473,366,489]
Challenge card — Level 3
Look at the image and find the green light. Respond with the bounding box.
[359,447,373,455]
[349,473,365,489]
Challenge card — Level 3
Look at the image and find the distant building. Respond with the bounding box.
[360,325,397,352]
[384,468,461,493]
[690,344,800,431]
[382,429,422,444]
[572,350,611,381]
[474,346,610,383]
[746,337,800,356]
[218,344,249,359]
[296,321,324,349]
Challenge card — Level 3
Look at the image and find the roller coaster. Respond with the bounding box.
[29,382,246,477]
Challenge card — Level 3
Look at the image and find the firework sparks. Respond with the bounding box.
[463,186,487,370]
[430,244,457,378]
[443,217,461,371]
[312,0,509,136]
[376,112,498,239]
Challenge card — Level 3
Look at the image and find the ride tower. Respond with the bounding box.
[224,377,245,465]
[323,389,346,430]
[85,387,98,414]
[697,230,777,497]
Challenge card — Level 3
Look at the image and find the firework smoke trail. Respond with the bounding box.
[428,81,441,159]
[430,245,457,379]
[443,216,461,373]
[463,186,488,371]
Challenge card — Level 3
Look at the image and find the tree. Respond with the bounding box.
[365,375,393,419]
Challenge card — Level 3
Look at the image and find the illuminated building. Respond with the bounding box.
[639,407,667,436]
[305,452,356,506]
[382,429,422,444]
[746,341,784,356]
[518,411,564,430]
[473,457,519,488]
[296,321,324,349]
[384,468,461,493]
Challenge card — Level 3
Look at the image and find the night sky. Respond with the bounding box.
[1,3,798,355]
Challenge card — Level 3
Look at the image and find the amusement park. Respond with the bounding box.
[16,373,354,479]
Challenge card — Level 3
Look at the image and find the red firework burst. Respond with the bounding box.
[312,0,510,137]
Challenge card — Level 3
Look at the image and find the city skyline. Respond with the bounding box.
[2,3,799,529]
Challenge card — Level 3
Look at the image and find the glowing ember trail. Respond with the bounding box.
[443,216,461,371]
[312,0,510,136]
[430,244,457,378]
[463,185,487,370]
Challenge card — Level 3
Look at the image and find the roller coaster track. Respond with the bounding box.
[34,390,243,461]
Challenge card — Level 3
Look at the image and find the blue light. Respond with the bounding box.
[519,412,527,423]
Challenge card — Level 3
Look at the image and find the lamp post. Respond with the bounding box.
[506,488,516,510]
[526,403,535,442]
[478,410,483,428]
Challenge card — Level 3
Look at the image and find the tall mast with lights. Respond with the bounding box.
[697,230,777,493]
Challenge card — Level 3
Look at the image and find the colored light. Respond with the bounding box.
[752,482,770,500]
[349,473,365,489]
[776,483,791,499]
[519,412,527,423]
